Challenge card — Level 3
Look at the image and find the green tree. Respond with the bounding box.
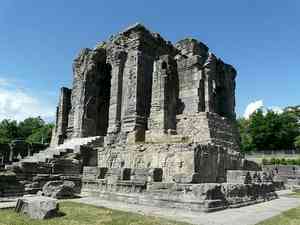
[237,118,256,152]
[26,124,54,144]
[0,119,19,143]
[238,107,300,152]
[285,105,300,121]
[0,117,54,145]
[295,136,300,149]
[18,117,45,139]
[248,110,299,150]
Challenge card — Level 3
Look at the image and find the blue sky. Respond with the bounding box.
[0,0,299,121]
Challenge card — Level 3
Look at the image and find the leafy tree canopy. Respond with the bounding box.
[238,107,300,152]
[0,117,53,144]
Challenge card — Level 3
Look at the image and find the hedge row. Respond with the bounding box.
[262,158,300,165]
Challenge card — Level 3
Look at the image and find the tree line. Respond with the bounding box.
[238,106,300,152]
[0,117,54,145]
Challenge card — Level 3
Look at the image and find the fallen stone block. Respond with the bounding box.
[15,196,59,219]
[42,180,75,199]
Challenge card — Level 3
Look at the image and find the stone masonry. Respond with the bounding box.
[51,24,238,146]
[48,24,277,211]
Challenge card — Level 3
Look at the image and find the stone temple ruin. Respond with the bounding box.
[7,24,277,211]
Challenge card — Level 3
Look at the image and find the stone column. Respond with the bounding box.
[148,55,178,134]
[51,87,71,145]
[203,53,217,113]
[107,51,127,134]
[121,50,147,142]
[71,48,108,138]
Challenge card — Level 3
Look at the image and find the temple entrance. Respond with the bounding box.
[95,63,112,136]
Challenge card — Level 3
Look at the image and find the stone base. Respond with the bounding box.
[97,143,243,184]
[0,171,25,197]
[176,112,240,151]
[81,179,277,212]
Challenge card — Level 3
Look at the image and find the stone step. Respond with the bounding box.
[14,136,102,166]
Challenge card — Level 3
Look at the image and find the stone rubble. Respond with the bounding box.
[42,180,75,199]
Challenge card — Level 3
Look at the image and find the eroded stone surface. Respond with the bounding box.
[15,196,59,219]
[0,171,24,197]
[50,23,238,146]
[18,24,277,212]
[42,180,75,199]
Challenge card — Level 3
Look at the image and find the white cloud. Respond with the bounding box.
[269,106,284,115]
[243,100,284,119]
[244,100,264,119]
[0,78,55,122]
[0,78,11,87]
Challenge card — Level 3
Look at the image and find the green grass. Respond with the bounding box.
[256,206,300,225]
[0,202,189,225]
[256,192,300,225]
[289,191,300,198]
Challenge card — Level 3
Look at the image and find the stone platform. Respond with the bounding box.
[71,193,300,225]
[82,178,277,212]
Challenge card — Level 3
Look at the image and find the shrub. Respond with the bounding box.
[262,158,269,165]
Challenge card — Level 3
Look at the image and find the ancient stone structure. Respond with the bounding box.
[51,23,238,147]
[10,24,277,211]
[0,171,24,197]
[263,165,300,189]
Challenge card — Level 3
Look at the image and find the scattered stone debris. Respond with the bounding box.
[42,180,75,199]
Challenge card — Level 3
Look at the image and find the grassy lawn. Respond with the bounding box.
[0,202,190,225]
[289,191,300,198]
[256,191,300,225]
[256,205,300,225]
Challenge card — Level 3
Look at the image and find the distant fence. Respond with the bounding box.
[246,150,300,156]
[245,150,300,163]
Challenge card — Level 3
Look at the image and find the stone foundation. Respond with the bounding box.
[97,143,243,184]
[81,179,277,212]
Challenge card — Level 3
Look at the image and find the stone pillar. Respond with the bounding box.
[148,55,178,134]
[121,50,147,143]
[223,64,237,119]
[203,53,217,113]
[70,47,109,138]
[107,51,127,134]
[175,39,209,114]
[51,87,71,145]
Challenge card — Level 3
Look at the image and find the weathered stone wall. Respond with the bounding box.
[67,48,110,138]
[175,38,236,119]
[147,55,179,137]
[104,24,177,144]
[52,24,238,147]
[97,143,242,184]
[175,39,208,114]
[176,112,240,150]
[81,179,276,212]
